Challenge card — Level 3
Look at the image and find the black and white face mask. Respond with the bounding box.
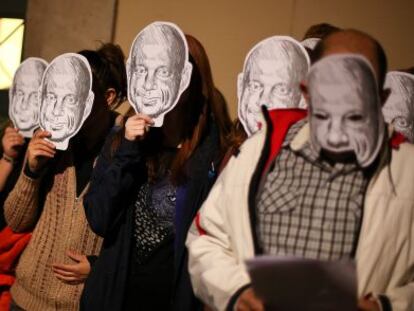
[237,36,310,136]
[306,54,385,167]
[383,71,414,143]
[126,21,192,127]
[9,58,48,138]
[39,53,94,150]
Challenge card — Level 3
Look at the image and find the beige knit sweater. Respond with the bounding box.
[4,152,102,311]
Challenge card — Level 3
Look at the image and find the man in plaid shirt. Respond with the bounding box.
[188,30,414,311]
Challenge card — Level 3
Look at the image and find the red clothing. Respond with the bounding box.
[0,227,31,311]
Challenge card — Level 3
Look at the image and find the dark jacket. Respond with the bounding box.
[80,123,221,311]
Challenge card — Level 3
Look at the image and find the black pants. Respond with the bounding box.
[125,241,174,310]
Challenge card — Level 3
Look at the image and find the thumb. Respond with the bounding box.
[66,250,84,262]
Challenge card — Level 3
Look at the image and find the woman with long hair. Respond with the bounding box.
[80,35,231,310]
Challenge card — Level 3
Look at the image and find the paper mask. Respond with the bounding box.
[126,21,193,127]
[9,57,48,138]
[39,53,94,150]
[238,36,310,136]
[307,54,385,167]
[383,71,414,142]
[301,38,321,51]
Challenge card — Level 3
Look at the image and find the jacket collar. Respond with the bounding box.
[287,120,395,184]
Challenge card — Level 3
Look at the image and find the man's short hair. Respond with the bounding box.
[312,29,388,88]
[303,23,341,40]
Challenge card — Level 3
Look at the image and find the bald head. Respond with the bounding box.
[314,29,387,88]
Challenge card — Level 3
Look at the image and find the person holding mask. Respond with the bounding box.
[80,32,232,310]
[4,43,127,311]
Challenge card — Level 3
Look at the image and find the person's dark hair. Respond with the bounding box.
[399,67,414,75]
[375,41,388,88]
[78,43,127,104]
[185,34,232,153]
[312,29,388,88]
[227,119,248,152]
[303,23,341,40]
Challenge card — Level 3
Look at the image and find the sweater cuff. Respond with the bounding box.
[115,137,141,159]
[226,284,252,311]
[24,162,41,179]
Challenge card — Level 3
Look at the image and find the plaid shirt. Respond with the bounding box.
[256,120,370,260]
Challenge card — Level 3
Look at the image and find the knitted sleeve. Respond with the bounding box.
[4,171,41,232]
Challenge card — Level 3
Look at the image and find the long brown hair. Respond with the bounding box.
[185,34,232,153]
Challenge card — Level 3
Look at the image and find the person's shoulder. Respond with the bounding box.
[388,142,414,196]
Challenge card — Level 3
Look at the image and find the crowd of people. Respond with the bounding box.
[0,21,413,311]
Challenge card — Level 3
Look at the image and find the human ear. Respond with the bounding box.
[105,88,117,107]
[178,62,193,93]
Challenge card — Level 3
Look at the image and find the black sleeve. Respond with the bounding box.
[83,137,144,238]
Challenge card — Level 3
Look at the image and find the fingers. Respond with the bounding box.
[130,113,154,124]
[30,145,56,159]
[30,138,56,153]
[33,130,52,140]
[66,250,85,262]
[125,115,153,141]
[54,272,83,284]
[52,266,77,276]
[52,263,77,272]
[4,127,19,134]
[5,133,25,143]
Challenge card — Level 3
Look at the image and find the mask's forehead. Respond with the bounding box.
[12,58,48,90]
[130,21,189,71]
[308,54,379,114]
[41,53,92,99]
[243,36,310,80]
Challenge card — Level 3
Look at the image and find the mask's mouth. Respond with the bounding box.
[142,97,161,106]
[320,149,357,164]
[44,117,66,131]
[17,115,32,122]
[135,89,163,106]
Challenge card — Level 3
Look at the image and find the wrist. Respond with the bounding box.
[2,153,15,165]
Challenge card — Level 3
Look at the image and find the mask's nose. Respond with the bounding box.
[52,97,64,117]
[144,71,157,91]
[327,120,349,148]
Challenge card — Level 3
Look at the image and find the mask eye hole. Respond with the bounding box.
[273,83,290,96]
[247,81,263,93]
[63,94,76,106]
[47,93,57,104]
[314,112,328,120]
[393,116,410,128]
[135,65,147,76]
[347,114,364,122]
[156,66,171,79]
